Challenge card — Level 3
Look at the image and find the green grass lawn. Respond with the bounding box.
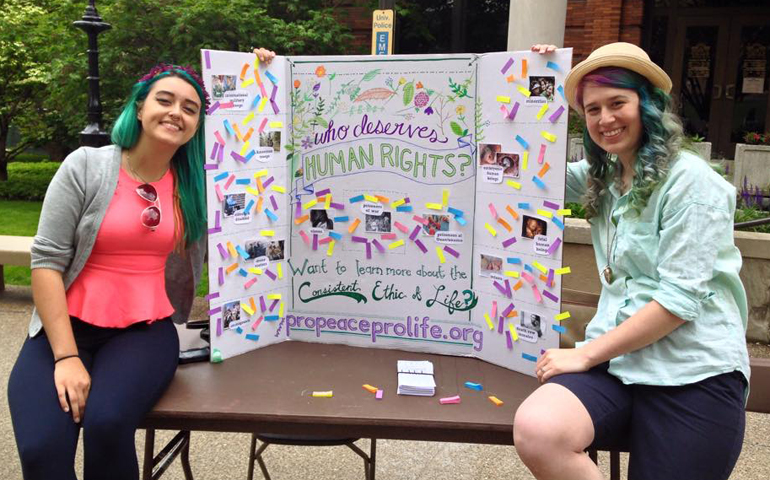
[0,200,42,286]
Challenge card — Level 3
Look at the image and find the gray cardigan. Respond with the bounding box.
[29,145,206,337]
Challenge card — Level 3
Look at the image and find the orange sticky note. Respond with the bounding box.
[295,214,309,225]
[240,63,250,80]
[497,217,512,232]
[348,218,361,233]
[522,58,528,78]
[506,205,519,220]
[538,162,551,178]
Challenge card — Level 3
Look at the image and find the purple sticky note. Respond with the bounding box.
[207,101,220,115]
[366,242,372,260]
[270,84,278,102]
[207,226,221,234]
[295,202,302,217]
[209,142,219,160]
[217,144,224,162]
[508,101,520,121]
[504,279,512,298]
[208,306,222,315]
[218,267,224,286]
[217,243,228,259]
[372,239,385,253]
[270,195,278,211]
[204,50,211,69]
[263,176,275,188]
[230,151,246,163]
[505,330,513,349]
[543,200,559,210]
[543,290,559,303]
[269,299,279,312]
[547,268,555,287]
[501,302,514,318]
[205,292,220,301]
[443,246,460,258]
[497,315,504,334]
[502,236,517,248]
[493,280,507,296]
[312,234,318,251]
[501,57,514,75]
[260,296,267,312]
[315,188,331,197]
[414,239,427,253]
[547,238,562,255]
[409,225,421,241]
[270,100,280,114]
[351,236,368,243]
[265,269,276,280]
[330,202,344,210]
[548,105,565,123]
[216,317,222,336]
[204,163,219,170]
[215,210,221,228]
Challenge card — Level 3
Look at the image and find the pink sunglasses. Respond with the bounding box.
[136,183,162,230]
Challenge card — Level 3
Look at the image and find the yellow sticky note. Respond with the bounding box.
[496,95,511,103]
[557,209,572,216]
[364,194,378,203]
[436,247,446,264]
[254,170,269,178]
[555,311,571,321]
[303,198,318,210]
[425,203,443,210]
[388,239,404,250]
[260,230,275,237]
[324,195,332,209]
[248,268,263,275]
[442,189,449,207]
[243,113,255,125]
[522,151,528,170]
[532,261,548,274]
[504,270,520,278]
[517,86,532,97]
[246,187,260,196]
[508,323,519,341]
[239,141,251,156]
[392,198,405,208]
[277,263,283,279]
[363,384,378,394]
[271,185,286,193]
[488,395,504,407]
[484,223,497,237]
[536,103,549,120]
[555,267,572,275]
[241,78,255,88]
[241,303,255,316]
[484,313,495,330]
[269,121,283,128]
[227,242,237,257]
[278,302,284,317]
[506,180,522,190]
[536,209,553,218]
[541,131,557,142]
[258,97,268,112]
[312,391,333,398]
[327,239,335,256]
[267,293,282,300]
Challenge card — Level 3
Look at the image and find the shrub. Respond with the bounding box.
[0,162,60,200]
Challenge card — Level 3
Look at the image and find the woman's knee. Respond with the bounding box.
[83,406,135,447]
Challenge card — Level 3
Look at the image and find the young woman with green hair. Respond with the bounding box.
[514,43,749,480]
[8,64,208,479]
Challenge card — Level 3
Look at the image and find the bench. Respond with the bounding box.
[0,235,33,293]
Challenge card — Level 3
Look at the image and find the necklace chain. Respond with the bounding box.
[603,208,618,283]
[125,151,167,184]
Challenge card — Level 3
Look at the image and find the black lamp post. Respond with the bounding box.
[74,0,111,147]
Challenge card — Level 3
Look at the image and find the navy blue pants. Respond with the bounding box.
[7,317,179,480]
[549,362,746,480]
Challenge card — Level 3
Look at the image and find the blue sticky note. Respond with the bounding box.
[246,334,260,341]
[264,315,279,321]
[552,324,566,334]
[244,150,256,162]
[328,231,342,240]
[532,176,546,189]
[552,217,565,230]
[265,209,278,221]
[214,172,229,182]
[349,195,364,203]
[238,268,248,277]
[507,257,522,264]
[464,381,483,391]
[264,70,279,85]
[454,216,467,226]
[515,135,529,150]
[517,202,530,209]
[447,207,464,217]
[250,95,261,110]
[396,205,413,212]
[223,119,235,136]
[244,199,255,214]
[557,85,565,101]
[522,353,538,362]
[546,61,560,72]
[334,216,349,222]
[236,245,250,260]
[236,178,250,185]
[236,326,243,334]
[524,264,533,273]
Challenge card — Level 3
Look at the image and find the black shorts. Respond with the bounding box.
[548,363,746,480]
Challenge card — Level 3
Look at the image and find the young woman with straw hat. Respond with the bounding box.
[513,43,749,480]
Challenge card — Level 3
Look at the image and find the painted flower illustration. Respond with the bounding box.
[301,136,313,149]
[416,81,423,89]
[424,106,434,115]
[398,77,406,85]
[414,91,430,108]
[315,66,326,77]
[456,105,465,115]
[385,77,394,87]
[294,79,301,88]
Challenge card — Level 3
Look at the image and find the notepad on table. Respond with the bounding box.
[397,360,436,396]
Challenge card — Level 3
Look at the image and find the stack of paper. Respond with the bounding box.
[397,360,436,396]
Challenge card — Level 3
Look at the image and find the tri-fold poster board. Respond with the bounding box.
[201,48,573,377]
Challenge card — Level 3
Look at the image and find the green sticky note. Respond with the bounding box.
[211,348,223,363]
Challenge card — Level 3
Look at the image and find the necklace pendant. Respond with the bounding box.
[602,266,613,284]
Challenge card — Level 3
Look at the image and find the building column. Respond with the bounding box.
[506,0,568,51]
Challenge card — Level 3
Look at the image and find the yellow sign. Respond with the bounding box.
[371,10,394,55]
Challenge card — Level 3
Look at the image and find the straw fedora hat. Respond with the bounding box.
[564,42,672,113]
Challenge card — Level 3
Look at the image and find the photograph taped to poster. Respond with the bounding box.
[201,48,572,376]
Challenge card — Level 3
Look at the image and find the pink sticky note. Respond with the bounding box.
[381,233,397,240]
[412,215,428,225]
[531,284,543,303]
[215,184,224,202]
[538,144,547,164]
[299,231,311,246]
[224,174,236,191]
[488,203,498,219]
[258,117,268,133]
[394,222,409,234]
[376,389,383,400]
[214,131,226,145]
[491,300,498,321]
[244,278,257,289]
[440,395,461,405]
[521,272,535,284]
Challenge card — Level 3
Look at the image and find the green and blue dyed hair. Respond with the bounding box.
[576,67,684,221]
[111,65,208,249]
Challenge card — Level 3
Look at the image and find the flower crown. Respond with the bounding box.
[139,64,211,109]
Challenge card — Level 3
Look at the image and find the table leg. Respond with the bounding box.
[181,431,194,480]
[610,450,621,480]
[143,429,155,480]
[370,438,377,480]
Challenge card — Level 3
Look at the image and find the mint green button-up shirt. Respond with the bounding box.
[567,151,750,386]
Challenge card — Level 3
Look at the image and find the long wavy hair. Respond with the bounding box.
[111,68,207,249]
[576,67,684,221]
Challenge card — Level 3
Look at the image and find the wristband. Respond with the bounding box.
[54,354,79,365]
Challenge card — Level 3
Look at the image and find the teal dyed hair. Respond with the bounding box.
[111,68,207,247]
[576,67,684,221]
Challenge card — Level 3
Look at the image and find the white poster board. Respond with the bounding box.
[201,48,572,376]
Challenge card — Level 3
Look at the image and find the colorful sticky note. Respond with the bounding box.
[555,311,571,321]
[484,223,497,237]
[439,395,461,405]
[541,131,557,142]
[488,396,504,407]
[496,95,511,103]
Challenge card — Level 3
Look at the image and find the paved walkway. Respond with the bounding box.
[2,285,769,479]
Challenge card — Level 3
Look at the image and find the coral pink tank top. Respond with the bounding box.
[66,167,176,327]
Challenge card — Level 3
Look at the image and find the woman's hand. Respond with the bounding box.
[531,44,558,54]
[54,356,91,423]
[536,347,593,383]
[253,48,276,64]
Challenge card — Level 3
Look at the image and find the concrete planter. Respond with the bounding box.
[734,143,770,193]
[562,218,770,345]
[690,141,712,160]
[567,134,585,163]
